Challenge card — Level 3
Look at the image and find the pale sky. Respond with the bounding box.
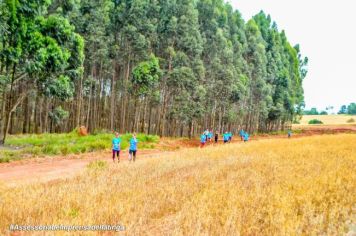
[229,0,356,113]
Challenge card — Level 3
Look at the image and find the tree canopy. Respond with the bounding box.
[0,0,308,141]
[338,103,356,115]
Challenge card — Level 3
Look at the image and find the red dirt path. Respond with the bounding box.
[1,126,355,187]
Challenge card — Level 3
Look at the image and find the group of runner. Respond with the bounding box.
[200,129,250,148]
[111,129,291,162]
[111,132,138,163]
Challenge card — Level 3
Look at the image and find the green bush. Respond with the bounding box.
[308,119,323,124]
[346,118,355,123]
[70,146,82,154]
[88,140,108,152]
[0,151,21,162]
[60,145,70,156]
[28,146,42,156]
[42,145,60,155]
[0,156,10,163]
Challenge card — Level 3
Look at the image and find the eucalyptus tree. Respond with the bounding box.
[0,0,83,143]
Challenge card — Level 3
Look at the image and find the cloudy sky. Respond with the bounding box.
[229,0,356,113]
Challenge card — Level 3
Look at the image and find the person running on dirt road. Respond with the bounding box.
[129,133,138,162]
[200,133,207,148]
[243,132,249,142]
[228,132,233,142]
[214,131,219,143]
[203,129,209,142]
[208,130,213,142]
[288,130,292,138]
[112,132,121,163]
[239,129,245,141]
[223,132,230,144]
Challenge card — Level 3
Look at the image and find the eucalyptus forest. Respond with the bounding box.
[0,0,308,142]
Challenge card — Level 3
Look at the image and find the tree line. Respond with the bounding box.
[0,0,308,143]
[338,103,356,115]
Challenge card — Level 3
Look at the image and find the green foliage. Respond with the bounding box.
[338,105,347,114]
[304,108,319,115]
[347,103,356,115]
[308,119,323,124]
[49,106,70,126]
[319,111,328,115]
[338,103,356,115]
[131,55,161,97]
[0,0,308,140]
[0,0,84,143]
[0,150,21,162]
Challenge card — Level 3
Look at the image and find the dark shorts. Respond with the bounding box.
[112,150,120,158]
[224,140,228,143]
[129,150,137,155]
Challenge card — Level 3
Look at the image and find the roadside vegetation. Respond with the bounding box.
[0,132,159,162]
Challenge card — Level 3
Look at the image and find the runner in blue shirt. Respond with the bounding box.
[228,132,232,142]
[223,132,230,144]
[239,129,245,141]
[112,132,121,163]
[243,132,249,142]
[288,130,292,138]
[208,130,213,142]
[204,129,209,142]
[200,133,207,148]
[129,133,138,162]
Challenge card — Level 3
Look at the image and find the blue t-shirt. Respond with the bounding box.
[239,130,244,136]
[223,133,230,141]
[129,138,138,151]
[208,132,213,138]
[244,133,249,141]
[200,134,206,143]
[112,137,121,151]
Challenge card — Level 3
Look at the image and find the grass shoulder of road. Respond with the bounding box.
[0,132,159,163]
[0,134,355,235]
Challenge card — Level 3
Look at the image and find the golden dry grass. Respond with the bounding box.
[299,115,356,125]
[0,134,355,235]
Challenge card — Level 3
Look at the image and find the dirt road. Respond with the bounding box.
[0,150,164,186]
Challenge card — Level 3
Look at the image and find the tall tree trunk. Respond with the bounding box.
[140,99,148,133]
[1,92,27,143]
[147,104,153,135]
[86,80,93,131]
[120,59,130,133]
[110,60,116,131]
[75,74,83,128]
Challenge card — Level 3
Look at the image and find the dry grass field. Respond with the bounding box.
[299,115,356,125]
[0,134,355,235]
